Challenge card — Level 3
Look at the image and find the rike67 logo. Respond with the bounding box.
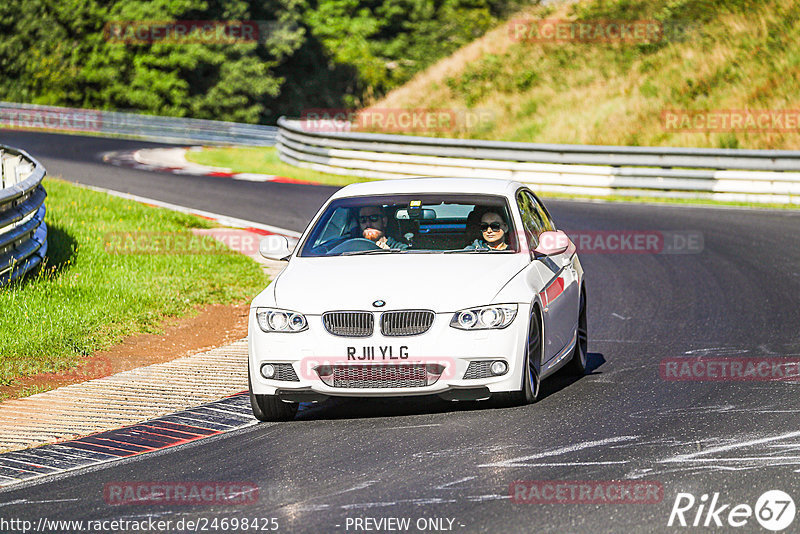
[668,490,796,531]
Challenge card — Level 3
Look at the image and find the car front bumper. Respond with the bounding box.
[248,306,531,399]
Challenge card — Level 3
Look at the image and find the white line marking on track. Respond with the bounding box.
[504,461,630,467]
[0,498,80,507]
[478,435,639,468]
[340,501,398,510]
[590,339,651,343]
[661,430,800,463]
[465,494,510,502]
[341,497,458,510]
[297,504,332,512]
[435,476,476,490]
[383,424,442,430]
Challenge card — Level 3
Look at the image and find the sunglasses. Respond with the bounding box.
[480,222,503,231]
[359,214,382,223]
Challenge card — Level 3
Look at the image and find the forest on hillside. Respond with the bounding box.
[0,0,526,123]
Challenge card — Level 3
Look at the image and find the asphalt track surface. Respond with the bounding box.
[2,130,800,533]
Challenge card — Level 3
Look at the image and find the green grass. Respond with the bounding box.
[185,146,373,187]
[0,178,268,386]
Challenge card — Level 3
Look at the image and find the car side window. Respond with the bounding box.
[516,191,543,249]
[527,191,555,232]
[314,207,352,246]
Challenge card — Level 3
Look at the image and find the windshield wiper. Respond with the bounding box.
[339,248,407,256]
[444,248,514,253]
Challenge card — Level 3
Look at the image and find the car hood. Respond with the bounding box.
[260,254,529,314]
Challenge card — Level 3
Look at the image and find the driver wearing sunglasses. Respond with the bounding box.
[358,206,408,250]
[465,211,509,250]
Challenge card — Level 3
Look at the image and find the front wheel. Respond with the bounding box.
[248,368,298,422]
[565,287,588,375]
[507,309,542,405]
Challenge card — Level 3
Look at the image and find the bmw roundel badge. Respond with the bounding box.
[373,300,386,307]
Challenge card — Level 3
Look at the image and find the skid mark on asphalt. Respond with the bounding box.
[412,444,515,459]
[0,394,257,490]
[262,436,663,514]
[278,437,642,512]
[477,435,639,468]
[661,430,800,467]
[434,476,476,490]
[621,429,800,478]
[383,424,442,430]
[630,404,800,420]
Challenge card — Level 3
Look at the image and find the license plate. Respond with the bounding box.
[346,345,409,361]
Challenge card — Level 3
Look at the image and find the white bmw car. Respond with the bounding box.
[248,178,587,421]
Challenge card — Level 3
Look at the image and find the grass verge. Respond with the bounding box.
[0,177,268,387]
[185,146,373,187]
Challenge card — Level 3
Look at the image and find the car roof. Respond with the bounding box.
[330,177,525,199]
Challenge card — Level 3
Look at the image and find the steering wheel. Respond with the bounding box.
[328,238,382,254]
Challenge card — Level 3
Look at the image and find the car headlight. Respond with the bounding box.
[450,304,517,330]
[256,307,308,333]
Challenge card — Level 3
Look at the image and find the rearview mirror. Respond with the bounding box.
[259,235,293,261]
[534,230,570,257]
[395,208,436,220]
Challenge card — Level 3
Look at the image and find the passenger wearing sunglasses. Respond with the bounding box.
[465,211,509,250]
[357,206,408,250]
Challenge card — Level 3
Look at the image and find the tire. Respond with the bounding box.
[508,309,542,405]
[565,287,588,376]
[248,368,298,422]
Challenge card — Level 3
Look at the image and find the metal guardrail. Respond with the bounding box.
[0,101,277,146]
[0,145,47,286]
[276,117,800,204]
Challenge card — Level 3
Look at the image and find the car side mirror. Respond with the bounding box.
[259,235,293,261]
[534,230,570,257]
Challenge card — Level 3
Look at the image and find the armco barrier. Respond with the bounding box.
[276,117,800,204]
[0,101,277,146]
[0,145,47,286]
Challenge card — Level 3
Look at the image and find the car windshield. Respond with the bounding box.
[298,194,518,257]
